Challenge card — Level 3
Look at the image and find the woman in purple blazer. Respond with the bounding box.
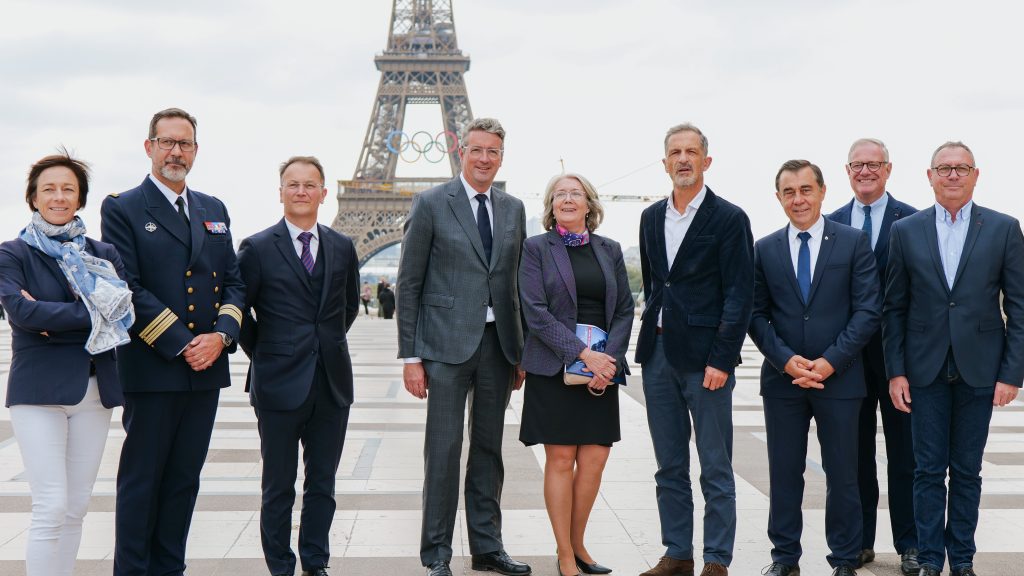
[519,173,634,576]
[0,152,133,576]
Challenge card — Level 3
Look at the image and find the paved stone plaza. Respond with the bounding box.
[0,315,1021,575]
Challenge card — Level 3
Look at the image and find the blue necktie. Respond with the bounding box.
[862,205,873,246]
[298,231,314,275]
[797,231,811,303]
[475,194,492,263]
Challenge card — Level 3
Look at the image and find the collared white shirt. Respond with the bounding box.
[283,218,319,265]
[850,192,889,250]
[658,186,706,328]
[149,173,190,213]
[460,172,495,323]
[935,201,973,290]
[788,216,826,280]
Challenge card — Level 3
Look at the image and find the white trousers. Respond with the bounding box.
[10,377,112,576]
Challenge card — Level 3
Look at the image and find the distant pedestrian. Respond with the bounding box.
[361,281,372,315]
[378,283,395,319]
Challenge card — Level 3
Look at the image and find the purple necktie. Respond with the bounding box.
[298,231,314,275]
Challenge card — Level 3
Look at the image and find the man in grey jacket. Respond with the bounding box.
[397,117,529,576]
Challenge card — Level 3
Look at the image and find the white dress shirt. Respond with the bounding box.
[788,216,826,279]
[283,218,319,264]
[935,201,972,290]
[149,174,190,212]
[850,192,889,250]
[658,186,706,328]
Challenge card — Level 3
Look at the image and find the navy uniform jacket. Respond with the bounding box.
[100,177,244,392]
[634,188,754,373]
[749,219,881,399]
[237,220,360,410]
[0,237,125,408]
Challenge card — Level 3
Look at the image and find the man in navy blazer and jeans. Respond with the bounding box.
[237,156,360,576]
[884,142,1024,576]
[749,160,880,576]
[827,138,919,575]
[635,123,754,576]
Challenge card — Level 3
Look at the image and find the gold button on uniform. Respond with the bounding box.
[214,286,219,293]
[187,322,195,330]
[187,287,194,294]
[188,304,195,312]
[214,302,220,309]
[212,272,217,278]
[186,270,192,277]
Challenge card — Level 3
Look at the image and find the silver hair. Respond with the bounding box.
[664,123,708,155]
[541,172,605,232]
[931,141,974,166]
[461,117,505,144]
[848,138,890,162]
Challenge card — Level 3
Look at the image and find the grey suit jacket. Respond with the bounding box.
[519,230,634,377]
[397,176,526,365]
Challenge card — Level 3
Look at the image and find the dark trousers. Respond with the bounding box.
[642,336,735,566]
[113,389,220,576]
[763,394,861,568]
[857,348,917,553]
[912,352,994,572]
[256,367,350,575]
[419,323,513,566]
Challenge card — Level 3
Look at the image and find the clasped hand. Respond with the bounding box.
[581,348,616,392]
[785,355,834,389]
[183,333,225,371]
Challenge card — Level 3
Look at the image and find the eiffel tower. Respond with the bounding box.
[333,0,484,266]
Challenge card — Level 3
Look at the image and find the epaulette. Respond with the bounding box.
[108,192,120,198]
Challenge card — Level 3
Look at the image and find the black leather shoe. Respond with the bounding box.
[952,568,977,576]
[900,549,920,575]
[426,560,453,576]
[557,558,582,576]
[761,563,800,576]
[857,548,875,567]
[302,568,329,576]
[471,550,532,575]
[918,567,940,576]
[575,554,612,575]
[831,567,857,576]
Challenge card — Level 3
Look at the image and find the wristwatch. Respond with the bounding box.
[217,331,233,347]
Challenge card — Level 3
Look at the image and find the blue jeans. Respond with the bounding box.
[642,336,735,566]
[911,353,994,572]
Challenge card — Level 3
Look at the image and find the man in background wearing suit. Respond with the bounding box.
[237,156,359,576]
[101,107,245,576]
[397,118,529,576]
[827,138,919,574]
[884,142,1024,576]
[635,123,754,576]
[749,160,880,576]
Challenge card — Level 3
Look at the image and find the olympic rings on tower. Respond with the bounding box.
[385,130,459,164]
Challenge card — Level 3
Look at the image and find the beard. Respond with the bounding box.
[160,160,190,183]
[672,172,698,188]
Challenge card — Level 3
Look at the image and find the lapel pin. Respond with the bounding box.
[145,222,157,233]
[824,235,829,240]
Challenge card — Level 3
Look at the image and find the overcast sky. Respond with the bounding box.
[2,0,1022,252]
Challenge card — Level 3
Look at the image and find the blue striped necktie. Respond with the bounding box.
[298,231,314,275]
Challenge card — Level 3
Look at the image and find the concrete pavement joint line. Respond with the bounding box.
[350,437,381,480]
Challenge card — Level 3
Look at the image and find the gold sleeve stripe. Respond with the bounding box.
[218,304,243,327]
[139,309,179,345]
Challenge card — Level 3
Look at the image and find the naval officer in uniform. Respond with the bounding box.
[101,107,245,576]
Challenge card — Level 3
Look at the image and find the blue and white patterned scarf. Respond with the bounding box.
[20,212,134,354]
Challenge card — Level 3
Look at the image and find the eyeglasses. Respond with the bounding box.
[553,190,585,201]
[283,181,323,192]
[463,146,503,161]
[848,161,889,173]
[150,137,197,152]
[932,164,975,177]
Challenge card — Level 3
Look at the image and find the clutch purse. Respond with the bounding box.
[564,324,625,389]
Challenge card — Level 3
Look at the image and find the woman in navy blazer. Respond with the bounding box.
[519,173,634,576]
[0,153,129,576]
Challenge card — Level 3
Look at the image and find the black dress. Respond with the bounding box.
[519,242,621,446]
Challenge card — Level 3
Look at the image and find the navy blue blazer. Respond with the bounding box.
[100,177,245,393]
[519,230,634,377]
[883,204,1024,389]
[0,236,125,408]
[634,188,754,373]
[237,220,360,410]
[829,193,917,369]
[749,219,881,399]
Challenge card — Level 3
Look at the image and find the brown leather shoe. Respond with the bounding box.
[639,556,694,576]
[699,563,728,576]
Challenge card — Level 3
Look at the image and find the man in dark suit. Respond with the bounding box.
[101,107,245,576]
[397,118,529,576]
[237,156,359,576]
[635,123,754,576]
[749,159,880,576]
[827,138,919,574]
[883,142,1024,576]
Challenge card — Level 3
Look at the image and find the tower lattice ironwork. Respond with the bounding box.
[333,0,480,266]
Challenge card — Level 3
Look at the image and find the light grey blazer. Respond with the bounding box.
[397,176,526,365]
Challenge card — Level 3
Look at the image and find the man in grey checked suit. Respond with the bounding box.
[397,118,530,576]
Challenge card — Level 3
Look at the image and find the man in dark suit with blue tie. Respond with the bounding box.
[827,138,919,575]
[635,123,754,576]
[237,156,360,576]
[883,142,1024,576]
[101,108,245,576]
[749,160,880,576]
